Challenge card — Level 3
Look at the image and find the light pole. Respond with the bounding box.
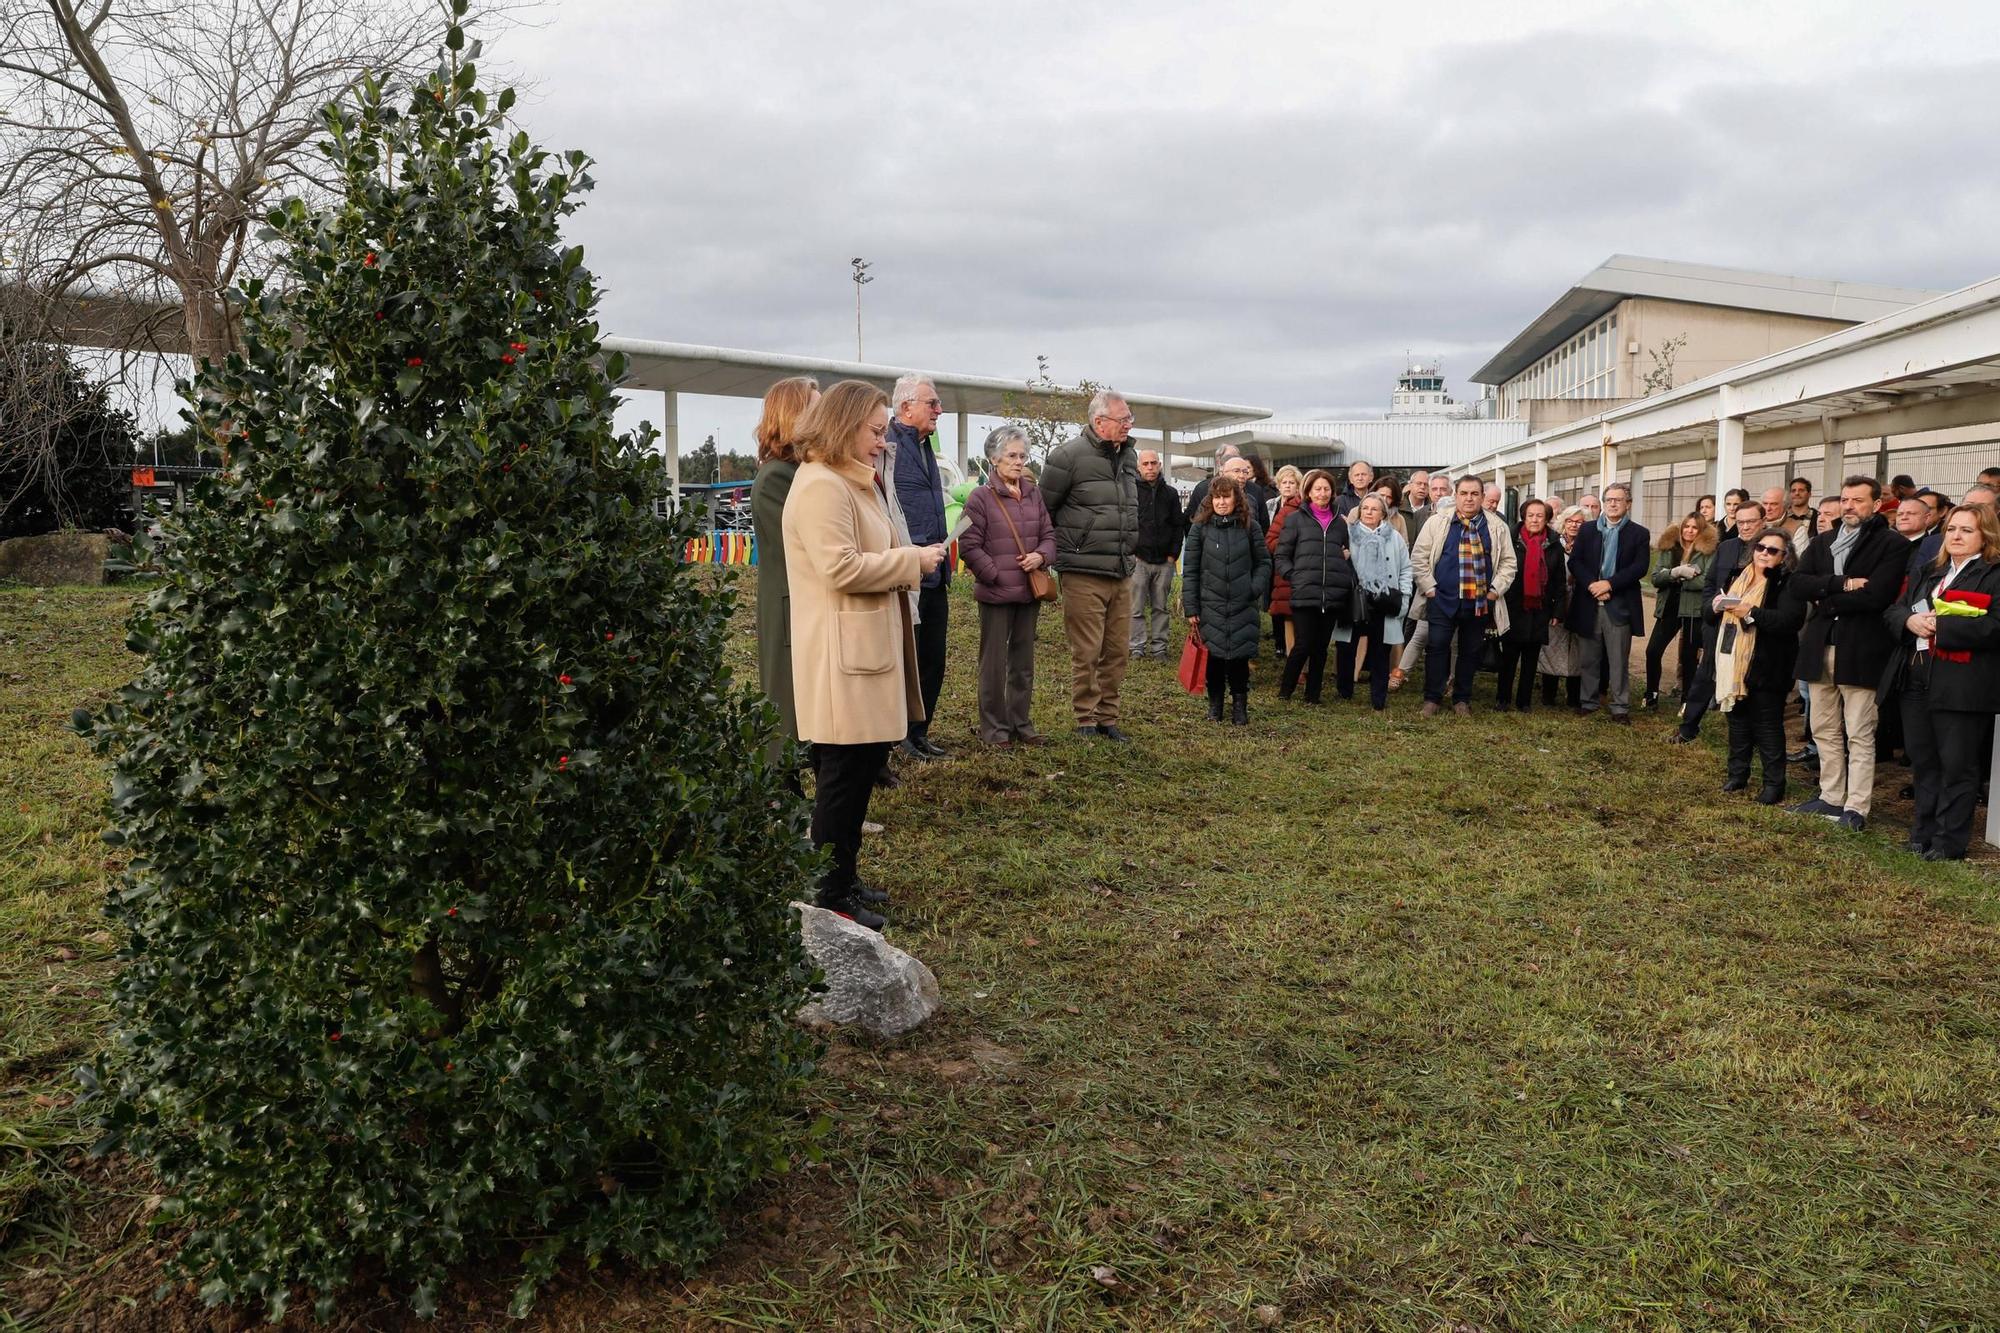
[850,257,872,360]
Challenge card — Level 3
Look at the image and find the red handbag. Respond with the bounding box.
[1177,627,1209,694]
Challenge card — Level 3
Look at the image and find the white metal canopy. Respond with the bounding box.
[602,336,1271,487]
[603,337,1269,435]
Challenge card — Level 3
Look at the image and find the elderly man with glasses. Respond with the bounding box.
[882,374,954,761]
[1041,389,1142,742]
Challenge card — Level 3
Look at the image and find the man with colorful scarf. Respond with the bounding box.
[1565,481,1651,723]
[1410,476,1517,717]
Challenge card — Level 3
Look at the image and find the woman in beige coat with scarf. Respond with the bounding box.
[783,379,946,930]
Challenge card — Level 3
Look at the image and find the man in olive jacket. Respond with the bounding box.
[1041,389,1140,741]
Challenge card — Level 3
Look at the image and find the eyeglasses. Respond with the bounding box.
[919,398,943,411]
[1755,545,1787,556]
[1099,414,1135,427]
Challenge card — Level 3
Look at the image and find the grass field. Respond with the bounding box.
[4,576,1999,1330]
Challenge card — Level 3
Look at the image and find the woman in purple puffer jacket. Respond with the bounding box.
[960,425,1058,748]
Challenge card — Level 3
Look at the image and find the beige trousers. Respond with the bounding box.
[1807,647,1881,815]
[1060,571,1133,726]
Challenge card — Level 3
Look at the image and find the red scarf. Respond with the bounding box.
[1522,530,1549,607]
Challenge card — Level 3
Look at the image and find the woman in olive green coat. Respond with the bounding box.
[1643,512,1717,709]
[750,376,820,776]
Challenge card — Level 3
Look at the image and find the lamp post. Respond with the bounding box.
[850,257,872,360]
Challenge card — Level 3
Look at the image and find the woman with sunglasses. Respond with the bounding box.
[1887,503,2000,860]
[1714,532,1806,804]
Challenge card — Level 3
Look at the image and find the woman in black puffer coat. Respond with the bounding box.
[1275,468,1359,704]
[1183,475,1271,725]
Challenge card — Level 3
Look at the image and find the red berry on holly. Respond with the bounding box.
[605,632,615,641]
[447,906,458,917]
[559,674,572,685]
[517,442,529,452]
[330,1032,342,1042]
[374,311,385,321]
[510,341,528,351]
[407,356,423,366]
[501,354,515,365]
[363,252,377,267]
[502,464,511,473]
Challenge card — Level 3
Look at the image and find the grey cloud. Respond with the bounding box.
[494,13,2000,425]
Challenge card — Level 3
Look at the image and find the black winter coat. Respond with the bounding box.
[1274,508,1358,618]
[1736,568,1806,691]
[1792,514,1905,687]
[1883,556,2000,713]
[1182,514,1272,660]
[1040,426,1138,579]
[1501,529,1568,646]
[1133,477,1187,563]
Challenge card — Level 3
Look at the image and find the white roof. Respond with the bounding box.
[1210,417,1529,470]
[604,337,1270,435]
[1449,269,2000,481]
[1472,254,1945,386]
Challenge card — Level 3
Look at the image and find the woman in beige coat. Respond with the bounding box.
[783,380,946,930]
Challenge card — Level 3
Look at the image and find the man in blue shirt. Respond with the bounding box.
[1566,481,1650,723]
[1411,476,1517,716]
[883,375,951,759]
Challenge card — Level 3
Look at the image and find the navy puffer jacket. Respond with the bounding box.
[1275,508,1358,618]
[1182,513,1272,660]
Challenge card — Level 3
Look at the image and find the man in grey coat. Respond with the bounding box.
[1042,389,1140,742]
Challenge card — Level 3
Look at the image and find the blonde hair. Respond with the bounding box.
[1274,464,1302,492]
[755,376,819,464]
[795,380,889,467]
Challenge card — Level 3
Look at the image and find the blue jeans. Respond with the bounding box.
[1425,603,1487,706]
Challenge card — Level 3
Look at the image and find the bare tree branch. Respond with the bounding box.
[0,0,513,367]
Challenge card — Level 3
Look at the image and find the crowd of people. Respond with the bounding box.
[749,373,2000,927]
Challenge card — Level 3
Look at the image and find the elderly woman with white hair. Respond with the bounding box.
[1341,491,1412,710]
[959,426,1057,748]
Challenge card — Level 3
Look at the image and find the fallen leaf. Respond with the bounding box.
[1255,1305,1282,1327]
[52,947,79,962]
[1090,1264,1119,1288]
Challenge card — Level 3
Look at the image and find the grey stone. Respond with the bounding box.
[0,532,110,586]
[793,901,940,1037]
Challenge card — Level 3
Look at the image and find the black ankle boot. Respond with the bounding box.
[1207,696,1225,722]
[1231,694,1248,726]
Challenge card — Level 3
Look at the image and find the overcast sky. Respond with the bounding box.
[477,0,2000,454]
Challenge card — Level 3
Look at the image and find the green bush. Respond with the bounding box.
[74,16,818,1321]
